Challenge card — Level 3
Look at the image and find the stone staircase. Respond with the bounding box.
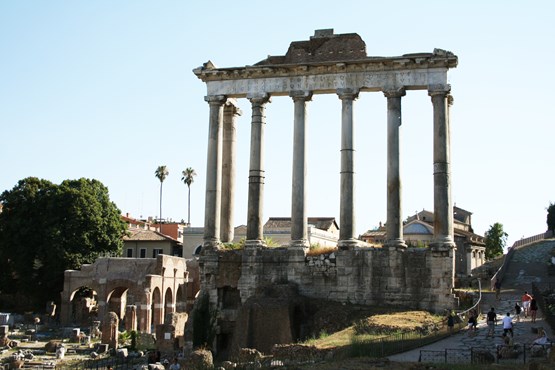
[501,239,555,292]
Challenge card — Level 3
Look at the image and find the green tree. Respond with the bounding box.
[181,167,197,225]
[484,222,508,260]
[0,177,126,310]
[547,202,555,234]
[154,165,169,223]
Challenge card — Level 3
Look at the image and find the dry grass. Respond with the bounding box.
[306,246,337,256]
[303,327,354,349]
[302,310,443,349]
[359,311,442,332]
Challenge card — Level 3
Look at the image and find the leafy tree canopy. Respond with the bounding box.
[547,202,555,233]
[484,222,508,260]
[0,177,127,310]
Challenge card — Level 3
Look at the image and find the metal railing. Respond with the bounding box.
[419,343,553,365]
[456,279,482,319]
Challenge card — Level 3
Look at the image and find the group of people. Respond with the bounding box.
[513,291,538,322]
[493,280,539,321]
[457,289,542,340]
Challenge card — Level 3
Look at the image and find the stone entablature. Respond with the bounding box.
[194,50,456,98]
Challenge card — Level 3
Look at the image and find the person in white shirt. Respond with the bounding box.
[502,312,513,337]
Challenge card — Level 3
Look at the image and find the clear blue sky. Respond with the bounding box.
[1,1,554,247]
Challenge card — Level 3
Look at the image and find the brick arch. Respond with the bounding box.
[66,286,98,326]
[61,255,192,330]
[151,286,163,329]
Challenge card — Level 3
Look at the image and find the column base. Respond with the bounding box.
[244,239,267,249]
[290,239,310,250]
[338,238,360,250]
[430,236,456,251]
[203,238,221,252]
[384,238,407,249]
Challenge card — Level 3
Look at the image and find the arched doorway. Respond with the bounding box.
[69,286,98,326]
[151,287,162,330]
[106,286,129,325]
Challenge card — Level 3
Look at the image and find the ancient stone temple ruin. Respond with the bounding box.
[193,30,459,357]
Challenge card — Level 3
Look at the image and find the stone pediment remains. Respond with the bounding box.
[256,29,368,65]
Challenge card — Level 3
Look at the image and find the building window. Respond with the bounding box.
[126,248,133,258]
[153,249,163,258]
[140,249,146,258]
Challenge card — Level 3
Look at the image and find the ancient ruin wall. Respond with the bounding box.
[201,246,456,313]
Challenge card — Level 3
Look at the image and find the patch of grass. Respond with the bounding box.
[302,327,354,348]
[306,245,338,257]
[300,310,447,358]
[221,237,281,249]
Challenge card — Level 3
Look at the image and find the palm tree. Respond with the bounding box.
[154,165,169,224]
[181,167,197,225]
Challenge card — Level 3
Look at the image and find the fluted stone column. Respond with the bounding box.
[290,91,312,249]
[221,100,241,243]
[337,88,359,249]
[429,85,455,250]
[245,94,270,247]
[203,95,226,249]
[384,88,407,248]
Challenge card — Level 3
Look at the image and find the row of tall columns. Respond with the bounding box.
[202,85,455,251]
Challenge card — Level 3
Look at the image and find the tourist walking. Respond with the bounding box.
[502,312,513,337]
[446,311,455,335]
[467,310,478,336]
[530,296,538,322]
[514,302,522,322]
[522,291,533,318]
[486,307,497,338]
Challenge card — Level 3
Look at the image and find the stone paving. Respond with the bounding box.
[389,291,554,362]
[389,239,555,363]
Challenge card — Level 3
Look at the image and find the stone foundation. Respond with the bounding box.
[199,245,457,358]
